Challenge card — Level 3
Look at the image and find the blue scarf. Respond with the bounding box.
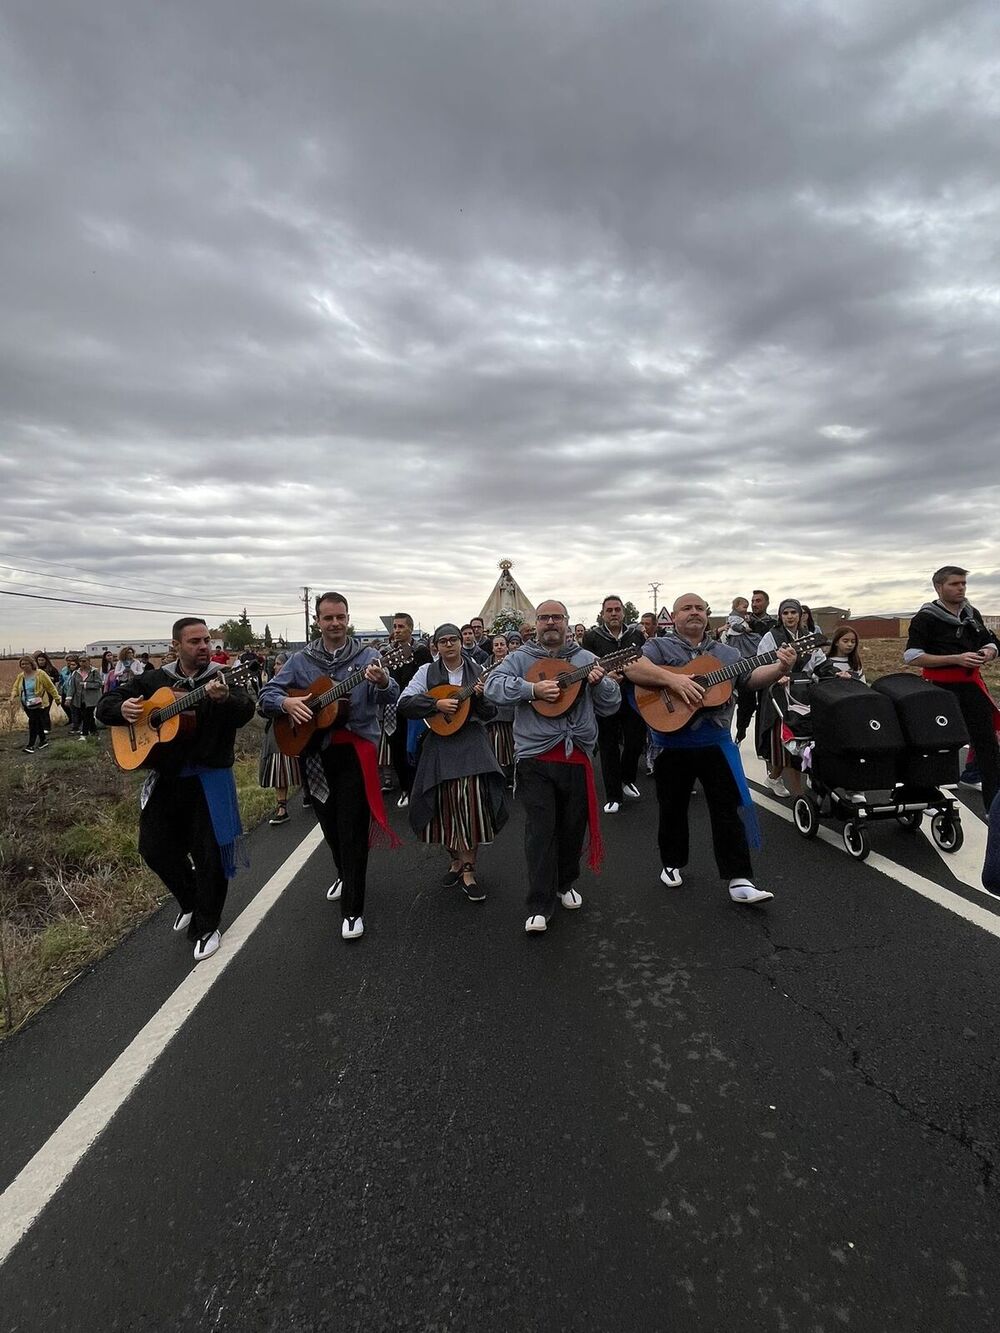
[180,765,248,879]
[649,724,763,850]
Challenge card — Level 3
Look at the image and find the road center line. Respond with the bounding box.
[0,824,325,1268]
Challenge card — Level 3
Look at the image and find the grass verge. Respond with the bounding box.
[0,723,268,1037]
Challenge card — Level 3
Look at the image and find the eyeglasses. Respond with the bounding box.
[536,614,566,623]
[436,636,460,646]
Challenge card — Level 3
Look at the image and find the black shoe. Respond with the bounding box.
[23,745,35,753]
[37,739,49,750]
[268,804,290,825]
[461,865,486,902]
[734,731,746,744]
[441,864,462,888]
[301,794,312,807]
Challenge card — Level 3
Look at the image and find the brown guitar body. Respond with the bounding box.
[424,684,474,737]
[110,688,195,771]
[524,658,584,718]
[273,677,345,757]
[634,654,734,733]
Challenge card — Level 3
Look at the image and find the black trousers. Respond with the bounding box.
[596,703,646,802]
[389,723,415,795]
[735,686,758,740]
[138,775,228,939]
[79,705,97,737]
[653,746,753,880]
[313,744,371,919]
[518,759,589,915]
[23,706,49,746]
[943,682,999,814]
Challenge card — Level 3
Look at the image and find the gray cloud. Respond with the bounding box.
[1,0,998,648]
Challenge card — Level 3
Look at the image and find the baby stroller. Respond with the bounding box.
[772,673,968,861]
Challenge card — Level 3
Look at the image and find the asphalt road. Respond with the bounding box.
[3,756,1000,1332]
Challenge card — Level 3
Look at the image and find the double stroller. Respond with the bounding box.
[771,672,969,861]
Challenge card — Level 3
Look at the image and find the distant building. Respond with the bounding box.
[85,637,223,656]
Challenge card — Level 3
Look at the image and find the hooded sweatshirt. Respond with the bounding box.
[484,639,621,759]
[257,636,398,746]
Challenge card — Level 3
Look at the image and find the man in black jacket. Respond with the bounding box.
[97,617,255,962]
[735,589,778,743]
[583,595,646,813]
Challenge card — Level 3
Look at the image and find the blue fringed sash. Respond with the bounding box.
[182,765,248,879]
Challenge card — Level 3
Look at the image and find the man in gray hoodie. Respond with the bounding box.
[485,599,621,933]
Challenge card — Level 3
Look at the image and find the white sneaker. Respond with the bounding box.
[172,910,193,933]
[396,793,409,808]
[622,782,641,800]
[559,888,583,909]
[660,867,683,888]
[342,916,364,940]
[525,914,548,933]
[765,776,790,798]
[728,879,774,905]
[326,878,342,901]
[193,930,221,961]
[603,801,620,814]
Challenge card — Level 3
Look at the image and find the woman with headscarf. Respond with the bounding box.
[396,624,510,901]
[754,599,823,796]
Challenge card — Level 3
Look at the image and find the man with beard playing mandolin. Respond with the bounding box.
[625,592,797,905]
[485,599,621,933]
[258,591,399,941]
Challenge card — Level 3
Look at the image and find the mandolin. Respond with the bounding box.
[274,646,407,757]
[527,645,642,717]
[634,633,821,733]
[424,660,501,737]
[110,665,253,771]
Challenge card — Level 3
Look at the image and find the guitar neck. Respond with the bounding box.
[314,651,402,710]
[698,637,814,688]
[157,671,233,721]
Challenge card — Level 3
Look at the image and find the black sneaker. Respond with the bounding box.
[268,805,290,825]
[23,745,35,753]
[301,794,312,808]
[460,869,486,902]
[37,739,49,750]
[441,866,462,887]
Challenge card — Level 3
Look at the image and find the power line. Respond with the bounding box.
[0,588,300,617]
[0,552,293,609]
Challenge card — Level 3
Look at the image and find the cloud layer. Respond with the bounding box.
[2,0,998,646]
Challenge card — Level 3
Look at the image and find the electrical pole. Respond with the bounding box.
[648,582,661,617]
[302,586,311,643]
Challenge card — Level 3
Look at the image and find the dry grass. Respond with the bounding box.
[860,638,1000,689]
[0,721,268,1037]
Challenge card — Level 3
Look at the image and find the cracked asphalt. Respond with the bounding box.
[3,779,1000,1332]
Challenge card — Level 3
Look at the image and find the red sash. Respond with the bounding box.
[922,666,1000,733]
[536,743,604,873]
[328,731,402,849]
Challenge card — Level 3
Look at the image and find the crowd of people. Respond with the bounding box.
[12,566,999,962]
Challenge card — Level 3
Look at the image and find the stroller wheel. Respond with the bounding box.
[930,812,964,853]
[895,810,922,832]
[793,796,819,839]
[843,819,870,861]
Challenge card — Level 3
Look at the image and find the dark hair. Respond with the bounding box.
[601,594,624,610]
[172,617,207,641]
[393,611,414,628]
[470,617,484,628]
[829,625,863,672]
[800,605,817,632]
[932,565,968,587]
[315,590,349,615]
[460,624,473,634]
[752,589,769,603]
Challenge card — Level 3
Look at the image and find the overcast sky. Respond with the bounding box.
[2,0,998,649]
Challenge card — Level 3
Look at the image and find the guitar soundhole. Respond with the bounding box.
[692,676,709,688]
[148,710,162,730]
[557,673,571,689]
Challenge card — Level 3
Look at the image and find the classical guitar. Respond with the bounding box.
[274,646,407,757]
[527,645,642,718]
[110,665,253,771]
[424,660,501,737]
[634,633,821,733]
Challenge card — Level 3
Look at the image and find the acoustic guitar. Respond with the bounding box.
[274,646,407,757]
[424,660,501,737]
[633,633,821,733]
[110,665,253,771]
[527,645,642,717]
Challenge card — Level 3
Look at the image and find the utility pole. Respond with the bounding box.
[302,586,311,643]
[648,582,662,616]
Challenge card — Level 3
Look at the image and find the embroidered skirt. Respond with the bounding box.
[420,774,500,850]
[489,720,515,768]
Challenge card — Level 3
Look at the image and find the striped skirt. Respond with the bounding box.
[420,774,500,850]
[258,729,302,791]
[489,720,515,768]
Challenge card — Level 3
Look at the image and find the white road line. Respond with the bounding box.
[749,788,1000,941]
[0,824,325,1268]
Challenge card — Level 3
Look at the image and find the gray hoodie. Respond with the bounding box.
[484,639,621,759]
